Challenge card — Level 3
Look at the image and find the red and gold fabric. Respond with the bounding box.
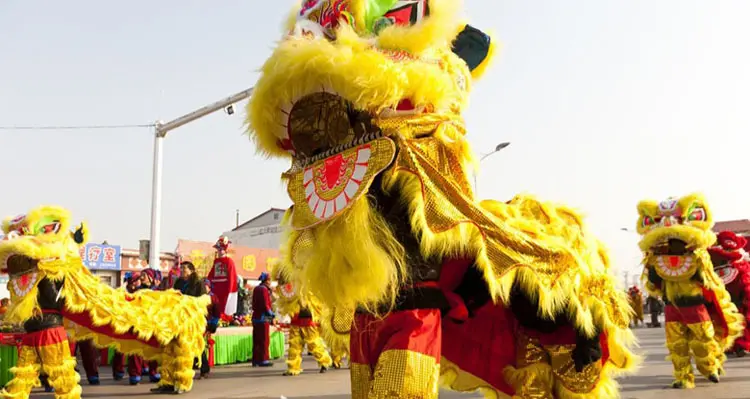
[1,327,81,399]
[350,309,442,399]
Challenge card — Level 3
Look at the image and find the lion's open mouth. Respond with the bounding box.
[651,239,690,256]
[5,254,39,278]
[650,239,695,277]
[286,92,384,165]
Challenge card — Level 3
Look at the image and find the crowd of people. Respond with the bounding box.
[0,233,345,395]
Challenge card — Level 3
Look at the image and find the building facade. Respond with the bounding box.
[223,208,286,250]
[175,239,278,281]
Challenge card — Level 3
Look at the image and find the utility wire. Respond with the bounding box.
[0,123,155,130]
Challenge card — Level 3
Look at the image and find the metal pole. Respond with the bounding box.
[148,123,165,270]
[146,87,254,271]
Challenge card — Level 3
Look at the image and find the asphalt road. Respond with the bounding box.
[26,327,750,398]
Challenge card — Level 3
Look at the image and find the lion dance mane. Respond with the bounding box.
[247,1,637,398]
[708,231,750,355]
[636,194,744,388]
[0,206,209,398]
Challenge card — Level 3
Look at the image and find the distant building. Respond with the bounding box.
[175,239,278,281]
[223,208,287,250]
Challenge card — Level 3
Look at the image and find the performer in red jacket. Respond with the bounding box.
[207,236,238,320]
[709,231,750,357]
[251,272,274,367]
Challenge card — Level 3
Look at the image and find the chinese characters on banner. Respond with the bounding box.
[79,244,122,270]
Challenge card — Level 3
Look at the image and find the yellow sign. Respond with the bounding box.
[242,255,257,272]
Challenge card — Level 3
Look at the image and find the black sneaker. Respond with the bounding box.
[736,348,746,358]
[708,374,720,383]
[150,385,174,394]
[320,366,327,374]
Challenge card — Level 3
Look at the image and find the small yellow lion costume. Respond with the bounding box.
[272,261,332,375]
[628,286,644,327]
[0,206,209,398]
[636,194,744,389]
[247,1,637,397]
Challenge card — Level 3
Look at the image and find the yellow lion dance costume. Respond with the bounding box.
[246,1,638,397]
[272,260,333,375]
[0,206,209,398]
[636,194,744,389]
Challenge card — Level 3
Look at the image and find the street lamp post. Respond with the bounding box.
[474,142,511,193]
[147,87,254,270]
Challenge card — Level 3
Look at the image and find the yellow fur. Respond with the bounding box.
[281,199,407,314]
[247,1,476,159]
[0,206,209,393]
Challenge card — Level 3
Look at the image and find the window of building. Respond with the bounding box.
[273,212,280,220]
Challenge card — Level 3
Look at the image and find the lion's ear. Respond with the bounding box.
[72,222,89,245]
[452,24,499,80]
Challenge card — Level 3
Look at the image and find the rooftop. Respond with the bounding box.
[713,219,750,234]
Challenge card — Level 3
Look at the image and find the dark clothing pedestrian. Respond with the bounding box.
[251,280,274,367]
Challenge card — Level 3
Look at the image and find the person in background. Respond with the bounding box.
[207,236,239,320]
[199,279,221,379]
[73,339,102,385]
[128,269,161,385]
[0,298,9,316]
[174,261,203,296]
[251,272,275,367]
[110,272,142,382]
[240,281,254,317]
[646,295,663,328]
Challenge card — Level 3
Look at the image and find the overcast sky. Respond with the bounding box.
[2,0,749,284]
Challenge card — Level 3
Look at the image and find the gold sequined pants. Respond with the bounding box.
[665,320,722,387]
[286,325,333,375]
[350,309,441,399]
[1,327,82,399]
[504,331,609,399]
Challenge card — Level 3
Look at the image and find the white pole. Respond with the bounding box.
[148,122,165,270]
[146,87,254,271]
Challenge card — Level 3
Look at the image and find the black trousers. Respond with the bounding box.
[193,350,210,375]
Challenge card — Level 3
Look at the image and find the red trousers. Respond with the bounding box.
[252,322,270,364]
[112,352,126,375]
[350,309,442,398]
[128,355,158,377]
[75,340,100,378]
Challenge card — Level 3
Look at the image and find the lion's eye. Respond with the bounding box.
[642,216,656,227]
[687,207,706,222]
[40,223,61,235]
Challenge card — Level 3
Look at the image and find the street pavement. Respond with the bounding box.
[27,327,750,398]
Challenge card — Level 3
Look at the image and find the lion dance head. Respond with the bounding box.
[636,193,715,283]
[247,0,496,311]
[0,206,88,322]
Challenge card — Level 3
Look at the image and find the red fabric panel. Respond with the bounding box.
[664,304,711,325]
[290,315,316,327]
[61,309,161,348]
[351,309,441,367]
[22,326,68,347]
[441,303,515,396]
